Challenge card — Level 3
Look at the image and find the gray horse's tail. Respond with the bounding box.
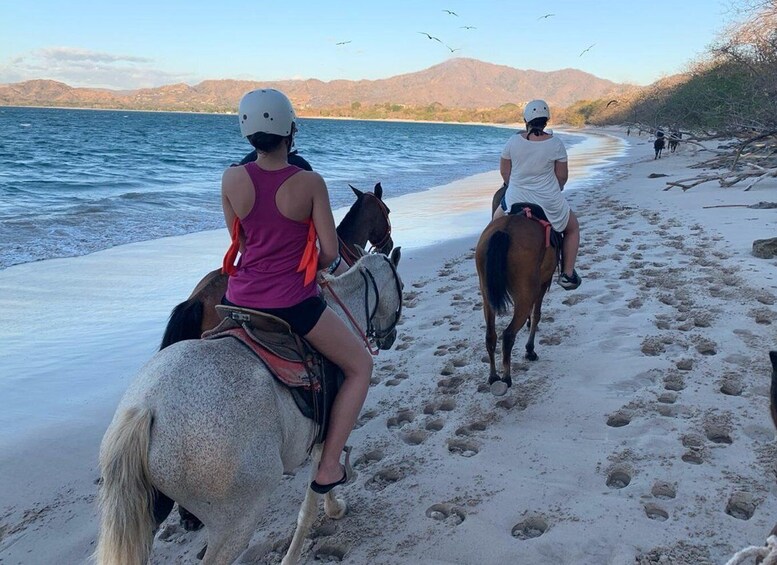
[95,407,155,565]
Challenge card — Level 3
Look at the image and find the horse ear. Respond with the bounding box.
[390,246,401,267]
[374,182,383,199]
[349,184,364,199]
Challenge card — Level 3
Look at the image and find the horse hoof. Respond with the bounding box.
[325,496,348,520]
[525,352,538,362]
[490,381,509,396]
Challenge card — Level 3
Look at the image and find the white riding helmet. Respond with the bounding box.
[524,99,550,122]
[238,89,296,137]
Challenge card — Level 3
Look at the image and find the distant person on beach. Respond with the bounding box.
[221,88,371,493]
[494,99,581,290]
[627,127,631,136]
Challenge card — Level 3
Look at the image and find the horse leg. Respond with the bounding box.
[483,300,499,385]
[324,490,347,520]
[501,303,532,389]
[282,487,320,564]
[201,507,263,565]
[178,505,203,531]
[282,445,327,563]
[525,284,550,361]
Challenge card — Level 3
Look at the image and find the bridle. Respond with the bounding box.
[364,192,392,254]
[321,255,402,356]
[338,192,392,267]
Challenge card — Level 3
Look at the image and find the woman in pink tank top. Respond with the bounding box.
[221,89,373,493]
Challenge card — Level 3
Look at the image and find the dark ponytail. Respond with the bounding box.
[247,132,290,153]
[526,117,548,138]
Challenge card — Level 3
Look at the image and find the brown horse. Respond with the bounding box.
[159,182,392,350]
[475,211,558,396]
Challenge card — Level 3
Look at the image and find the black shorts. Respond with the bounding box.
[222,295,327,336]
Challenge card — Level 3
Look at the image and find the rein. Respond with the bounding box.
[320,256,402,356]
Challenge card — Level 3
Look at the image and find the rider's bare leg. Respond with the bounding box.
[562,210,580,276]
[304,308,372,485]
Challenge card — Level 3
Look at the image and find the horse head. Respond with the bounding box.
[349,182,393,255]
[355,248,403,350]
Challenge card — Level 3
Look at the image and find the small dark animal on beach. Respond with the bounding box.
[668,130,682,153]
[475,208,558,396]
[654,134,665,159]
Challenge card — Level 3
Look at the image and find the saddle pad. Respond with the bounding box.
[205,324,318,390]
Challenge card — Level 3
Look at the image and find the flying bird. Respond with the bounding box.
[446,45,462,53]
[606,99,619,108]
[418,32,442,43]
[537,13,555,20]
[460,25,476,29]
[579,43,596,57]
[335,40,352,46]
[442,9,458,16]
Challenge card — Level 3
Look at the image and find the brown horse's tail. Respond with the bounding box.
[485,230,512,315]
[159,299,204,350]
[770,351,777,429]
[95,407,155,565]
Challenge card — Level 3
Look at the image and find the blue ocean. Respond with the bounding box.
[0,107,585,269]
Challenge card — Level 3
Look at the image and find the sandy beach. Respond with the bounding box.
[1,129,777,564]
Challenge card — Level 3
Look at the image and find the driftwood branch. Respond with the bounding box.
[664,167,777,191]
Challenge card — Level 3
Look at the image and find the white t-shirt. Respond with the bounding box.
[501,133,570,231]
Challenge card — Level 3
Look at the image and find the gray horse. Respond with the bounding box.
[96,251,403,565]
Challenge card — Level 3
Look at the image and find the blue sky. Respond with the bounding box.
[0,0,741,89]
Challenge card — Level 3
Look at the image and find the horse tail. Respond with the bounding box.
[485,230,512,315]
[159,299,203,350]
[95,407,155,565]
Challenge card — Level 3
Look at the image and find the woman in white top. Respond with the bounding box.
[494,99,581,290]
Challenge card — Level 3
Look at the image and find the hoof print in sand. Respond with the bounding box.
[651,481,677,500]
[455,420,488,437]
[386,409,415,429]
[401,429,429,446]
[657,392,677,404]
[511,515,549,540]
[366,468,405,491]
[726,492,757,521]
[425,418,445,432]
[663,374,685,392]
[694,338,718,356]
[437,376,464,392]
[644,503,669,521]
[426,503,466,526]
[313,542,349,562]
[720,375,744,396]
[704,424,732,445]
[606,467,632,489]
[606,410,632,428]
[681,450,704,465]
[447,438,479,457]
[354,449,384,469]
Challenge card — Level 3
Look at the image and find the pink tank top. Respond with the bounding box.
[225,162,319,308]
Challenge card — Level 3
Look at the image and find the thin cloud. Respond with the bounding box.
[0,47,196,89]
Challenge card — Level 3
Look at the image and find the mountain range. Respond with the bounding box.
[0,58,635,113]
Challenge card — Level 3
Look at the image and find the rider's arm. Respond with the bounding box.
[554,160,568,191]
[309,173,339,269]
[500,158,512,186]
[221,168,246,252]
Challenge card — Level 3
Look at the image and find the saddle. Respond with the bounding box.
[508,202,563,268]
[202,304,343,446]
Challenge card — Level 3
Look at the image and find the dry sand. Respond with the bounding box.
[1,130,776,564]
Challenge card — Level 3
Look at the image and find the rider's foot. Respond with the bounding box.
[558,269,582,290]
[310,446,355,494]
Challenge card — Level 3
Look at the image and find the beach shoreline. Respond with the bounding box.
[2,129,776,564]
